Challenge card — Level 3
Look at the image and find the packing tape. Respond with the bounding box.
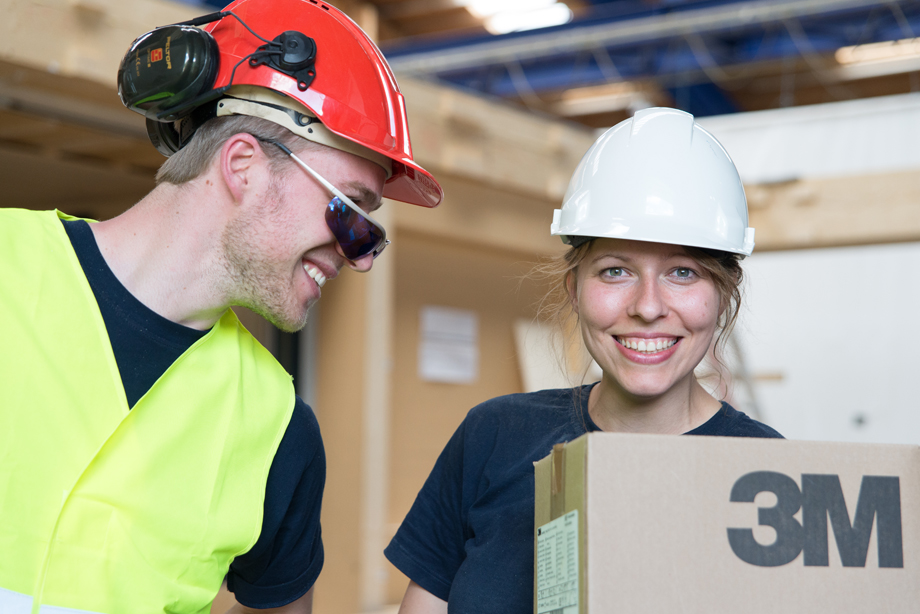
[550,443,565,519]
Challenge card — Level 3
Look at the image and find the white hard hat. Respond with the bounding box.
[551,107,755,256]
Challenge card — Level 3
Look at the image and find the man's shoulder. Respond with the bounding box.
[0,208,60,241]
[280,396,325,466]
[290,397,323,444]
[0,207,47,220]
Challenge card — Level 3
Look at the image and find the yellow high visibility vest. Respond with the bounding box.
[0,209,296,614]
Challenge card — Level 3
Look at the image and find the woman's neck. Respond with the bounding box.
[587,375,722,435]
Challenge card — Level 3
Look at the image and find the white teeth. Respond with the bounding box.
[618,337,676,354]
[305,264,327,288]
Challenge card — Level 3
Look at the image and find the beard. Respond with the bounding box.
[219,182,311,333]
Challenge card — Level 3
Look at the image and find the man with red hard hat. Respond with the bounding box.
[0,0,441,612]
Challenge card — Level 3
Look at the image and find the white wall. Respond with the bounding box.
[736,242,920,444]
[699,92,920,184]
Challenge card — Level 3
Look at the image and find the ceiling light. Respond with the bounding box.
[484,4,573,35]
[555,82,659,117]
[835,37,920,65]
[834,37,920,80]
[461,0,555,20]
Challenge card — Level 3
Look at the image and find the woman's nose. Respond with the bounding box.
[628,277,668,322]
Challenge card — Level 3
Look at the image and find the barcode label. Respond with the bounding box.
[536,510,579,614]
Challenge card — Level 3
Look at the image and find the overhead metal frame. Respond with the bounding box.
[382,0,920,116]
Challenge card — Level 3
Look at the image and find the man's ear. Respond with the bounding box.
[219,133,268,204]
[565,270,579,314]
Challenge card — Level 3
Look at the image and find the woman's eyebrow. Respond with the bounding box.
[591,253,631,264]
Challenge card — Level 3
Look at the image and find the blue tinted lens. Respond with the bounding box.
[325,197,385,260]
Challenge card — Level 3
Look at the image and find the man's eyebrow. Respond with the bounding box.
[343,182,383,213]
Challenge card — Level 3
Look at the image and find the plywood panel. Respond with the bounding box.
[313,267,369,614]
[0,144,153,218]
[748,170,920,251]
[384,231,553,603]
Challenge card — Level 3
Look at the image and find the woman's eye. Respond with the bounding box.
[604,267,625,277]
[674,268,693,279]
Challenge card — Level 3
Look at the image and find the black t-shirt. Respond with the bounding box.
[62,219,324,608]
[385,385,782,614]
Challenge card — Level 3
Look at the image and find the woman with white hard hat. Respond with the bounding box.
[385,108,782,614]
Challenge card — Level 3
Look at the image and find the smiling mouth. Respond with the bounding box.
[304,263,327,288]
[615,336,678,354]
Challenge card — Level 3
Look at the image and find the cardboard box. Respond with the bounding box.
[534,433,919,613]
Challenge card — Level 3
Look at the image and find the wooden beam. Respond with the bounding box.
[2,2,594,205]
[747,170,920,251]
[393,171,567,257]
[1,0,199,85]
[399,78,597,203]
[396,169,920,257]
[376,0,462,21]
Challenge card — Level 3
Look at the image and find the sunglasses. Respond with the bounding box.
[260,138,390,260]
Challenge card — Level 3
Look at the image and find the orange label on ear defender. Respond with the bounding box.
[150,48,163,63]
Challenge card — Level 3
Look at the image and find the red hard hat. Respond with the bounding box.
[206,0,442,208]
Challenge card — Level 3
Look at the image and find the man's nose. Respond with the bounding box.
[335,242,374,273]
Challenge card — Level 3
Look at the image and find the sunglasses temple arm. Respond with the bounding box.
[266,139,388,238]
[272,143,344,200]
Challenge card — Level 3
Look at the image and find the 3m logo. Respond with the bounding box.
[728,472,903,568]
[150,48,163,63]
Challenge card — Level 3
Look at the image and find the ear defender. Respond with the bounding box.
[144,101,218,157]
[118,11,321,157]
[117,25,220,121]
[145,119,183,157]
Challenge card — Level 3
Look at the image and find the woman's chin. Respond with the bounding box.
[599,370,690,401]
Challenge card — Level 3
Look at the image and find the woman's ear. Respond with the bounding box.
[565,270,579,314]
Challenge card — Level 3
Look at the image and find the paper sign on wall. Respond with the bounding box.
[418,306,478,384]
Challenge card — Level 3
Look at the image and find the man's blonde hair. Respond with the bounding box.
[155,115,316,185]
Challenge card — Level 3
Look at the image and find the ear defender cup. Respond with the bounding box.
[118,25,220,120]
[145,100,220,157]
[145,118,183,157]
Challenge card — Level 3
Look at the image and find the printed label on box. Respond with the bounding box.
[536,510,579,614]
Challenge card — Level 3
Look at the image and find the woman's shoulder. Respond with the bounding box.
[688,402,784,439]
[455,386,590,449]
[466,387,583,422]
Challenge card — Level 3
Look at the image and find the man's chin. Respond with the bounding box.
[268,310,310,334]
[239,302,310,334]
